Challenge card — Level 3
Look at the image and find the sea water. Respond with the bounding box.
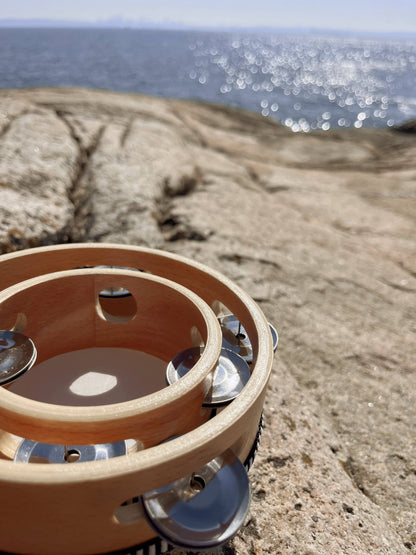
[0,28,415,131]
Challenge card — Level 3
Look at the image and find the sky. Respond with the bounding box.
[1,0,416,34]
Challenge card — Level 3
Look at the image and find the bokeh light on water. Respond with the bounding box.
[0,29,415,132]
[186,33,416,131]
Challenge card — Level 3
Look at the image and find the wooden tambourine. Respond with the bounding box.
[0,244,276,555]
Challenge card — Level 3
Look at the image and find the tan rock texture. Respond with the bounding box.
[0,88,415,554]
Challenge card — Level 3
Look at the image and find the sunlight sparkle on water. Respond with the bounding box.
[187,33,416,132]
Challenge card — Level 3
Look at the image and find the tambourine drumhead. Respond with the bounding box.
[9,347,169,406]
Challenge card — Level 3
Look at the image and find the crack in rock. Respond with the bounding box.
[54,110,106,241]
[155,168,211,242]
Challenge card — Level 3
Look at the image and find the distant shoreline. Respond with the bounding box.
[0,21,416,40]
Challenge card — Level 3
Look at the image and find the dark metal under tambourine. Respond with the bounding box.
[0,244,277,554]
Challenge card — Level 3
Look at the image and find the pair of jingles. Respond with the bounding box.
[0,244,277,555]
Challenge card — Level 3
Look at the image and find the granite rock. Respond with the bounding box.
[0,88,415,554]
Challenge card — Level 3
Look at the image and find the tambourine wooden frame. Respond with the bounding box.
[0,268,222,445]
[0,244,274,555]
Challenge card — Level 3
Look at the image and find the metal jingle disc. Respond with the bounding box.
[219,314,253,363]
[14,439,127,464]
[219,315,279,363]
[269,321,279,353]
[99,286,132,298]
[166,347,251,407]
[95,265,137,297]
[0,330,37,386]
[141,449,250,550]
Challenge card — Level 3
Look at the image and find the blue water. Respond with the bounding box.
[1,28,415,131]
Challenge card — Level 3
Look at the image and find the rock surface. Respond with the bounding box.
[0,88,415,554]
